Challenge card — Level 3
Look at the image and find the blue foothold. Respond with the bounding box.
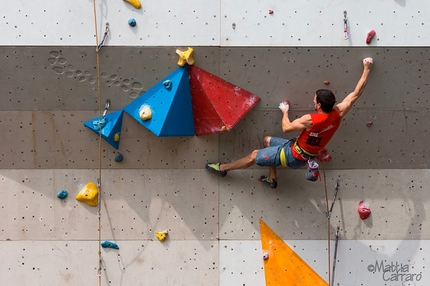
[93,117,107,131]
[57,190,68,199]
[163,80,172,90]
[128,18,136,27]
[101,240,119,249]
[115,153,124,162]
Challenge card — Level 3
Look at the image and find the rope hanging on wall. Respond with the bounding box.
[92,0,105,285]
[322,167,331,285]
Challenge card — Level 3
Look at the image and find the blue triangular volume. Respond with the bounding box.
[123,66,195,136]
[83,110,124,149]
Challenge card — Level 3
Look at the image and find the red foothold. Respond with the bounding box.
[366,30,376,44]
[366,121,373,127]
[269,10,274,14]
[323,80,330,85]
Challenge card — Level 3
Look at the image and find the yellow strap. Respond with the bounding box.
[280,148,287,167]
[294,141,316,157]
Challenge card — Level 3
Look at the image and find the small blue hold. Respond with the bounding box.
[101,240,119,249]
[93,118,107,131]
[57,190,68,199]
[114,153,124,162]
[163,80,172,90]
[128,18,136,27]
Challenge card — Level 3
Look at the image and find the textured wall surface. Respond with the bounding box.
[1,0,430,285]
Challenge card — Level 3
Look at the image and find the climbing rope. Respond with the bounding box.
[322,166,331,285]
[92,0,104,285]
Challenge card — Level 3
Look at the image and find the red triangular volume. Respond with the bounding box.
[189,65,260,136]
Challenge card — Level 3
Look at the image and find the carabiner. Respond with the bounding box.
[102,99,110,118]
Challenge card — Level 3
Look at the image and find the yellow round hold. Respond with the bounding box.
[114,133,120,142]
[139,105,152,121]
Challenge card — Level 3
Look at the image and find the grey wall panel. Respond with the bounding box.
[0,47,220,111]
[0,111,219,169]
[219,47,430,110]
[218,109,430,169]
[0,108,428,170]
[2,47,429,112]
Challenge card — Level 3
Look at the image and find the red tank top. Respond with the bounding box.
[296,109,341,155]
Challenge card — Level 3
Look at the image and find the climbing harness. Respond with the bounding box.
[293,141,317,160]
[343,11,349,40]
[97,22,110,52]
[331,226,340,286]
[326,180,340,218]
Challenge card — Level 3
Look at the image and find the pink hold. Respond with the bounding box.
[268,10,274,14]
[358,201,371,220]
[366,121,373,127]
[323,80,330,85]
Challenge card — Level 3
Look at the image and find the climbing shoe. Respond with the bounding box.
[306,160,320,181]
[205,163,227,177]
[258,176,278,189]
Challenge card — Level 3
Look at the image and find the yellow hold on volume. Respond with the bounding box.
[76,182,99,207]
[139,105,152,121]
[124,0,141,9]
[176,47,195,67]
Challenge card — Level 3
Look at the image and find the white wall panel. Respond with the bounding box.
[1,0,429,46]
[1,239,427,285]
[0,240,219,286]
[221,0,430,46]
[0,169,218,241]
[218,169,430,240]
[220,240,430,286]
[1,0,221,46]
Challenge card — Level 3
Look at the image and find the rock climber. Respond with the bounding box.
[205,57,374,188]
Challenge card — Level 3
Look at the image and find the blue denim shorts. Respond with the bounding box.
[255,137,307,169]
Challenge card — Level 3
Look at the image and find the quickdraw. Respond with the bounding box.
[326,180,340,218]
[97,22,110,51]
[343,11,349,40]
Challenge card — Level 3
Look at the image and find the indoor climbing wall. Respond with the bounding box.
[1,0,430,285]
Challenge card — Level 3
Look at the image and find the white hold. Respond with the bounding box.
[139,104,152,121]
[262,252,269,260]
